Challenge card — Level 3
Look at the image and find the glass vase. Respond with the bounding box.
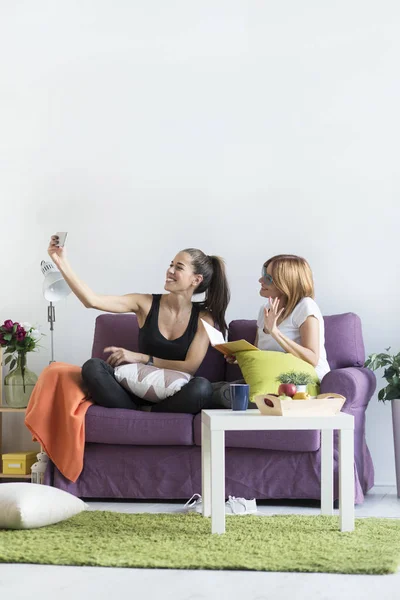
[4,352,38,408]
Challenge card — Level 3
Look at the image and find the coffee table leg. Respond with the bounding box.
[201,419,211,517]
[211,429,225,534]
[320,429,334,515]
[339,428,355,532]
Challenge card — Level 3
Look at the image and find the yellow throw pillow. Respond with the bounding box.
[235,350,319,402]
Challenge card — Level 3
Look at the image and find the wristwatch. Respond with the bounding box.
[146,356,154,366]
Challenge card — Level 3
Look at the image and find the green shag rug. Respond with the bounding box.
[1,512,400,574]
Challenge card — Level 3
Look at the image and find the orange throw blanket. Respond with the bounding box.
[25,362,93,482]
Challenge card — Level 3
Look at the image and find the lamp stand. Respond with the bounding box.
[47,302,56,364]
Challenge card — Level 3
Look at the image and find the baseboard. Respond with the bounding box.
[372,482,397,487]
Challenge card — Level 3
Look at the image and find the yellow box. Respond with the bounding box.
[2,451,37,475]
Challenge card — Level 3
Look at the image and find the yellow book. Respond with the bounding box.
[201,319,259,356]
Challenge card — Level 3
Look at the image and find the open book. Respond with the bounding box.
[201,319,259,356]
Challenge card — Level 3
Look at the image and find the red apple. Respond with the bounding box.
[278,383,297,397]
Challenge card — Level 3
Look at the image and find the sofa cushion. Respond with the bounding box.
[235,350,319,401]
[225,320,257,382]
[193,414,321,452]
[114,363,192,402]
[85,405,194,446]
[91,313,226,382]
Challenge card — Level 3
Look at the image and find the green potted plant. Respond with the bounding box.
[365,348,400,498]
[276,370,316,395]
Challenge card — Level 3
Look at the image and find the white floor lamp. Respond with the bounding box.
[40,260,71,363]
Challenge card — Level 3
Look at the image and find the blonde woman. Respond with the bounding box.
[212,254,330,405]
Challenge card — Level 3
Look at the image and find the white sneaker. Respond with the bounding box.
[183,494,257,515]
[225,495,258,515]
[183,493,203,513]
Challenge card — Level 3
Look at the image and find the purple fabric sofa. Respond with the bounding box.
[46,312,376,504]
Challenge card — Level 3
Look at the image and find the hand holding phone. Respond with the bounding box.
[55,232,68,247]
[48,233,68,264]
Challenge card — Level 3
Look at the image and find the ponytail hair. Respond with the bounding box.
[181,248,230,337]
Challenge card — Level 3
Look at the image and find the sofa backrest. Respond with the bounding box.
[227,312,366,373]
[91,311,365,381]
[323,313,366,369]
[91,313,226,382]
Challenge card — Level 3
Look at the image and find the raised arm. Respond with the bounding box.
[263,297,319,367]
[270,315,319,366]
[48,235,148,314]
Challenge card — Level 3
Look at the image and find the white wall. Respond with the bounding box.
[1,1,399,483]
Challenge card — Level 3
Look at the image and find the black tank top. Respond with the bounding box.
[138,294,200,361]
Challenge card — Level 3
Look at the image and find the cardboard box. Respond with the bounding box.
[2,451,37,475]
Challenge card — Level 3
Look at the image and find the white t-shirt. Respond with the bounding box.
[256,297,330,381]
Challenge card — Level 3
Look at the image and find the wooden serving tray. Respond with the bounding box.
[254,393,346,416]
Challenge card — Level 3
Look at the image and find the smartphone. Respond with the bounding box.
[55,232,68,247]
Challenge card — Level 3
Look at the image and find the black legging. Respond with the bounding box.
[81,358,215,414]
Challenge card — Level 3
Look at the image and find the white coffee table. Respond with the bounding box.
[201,409,355,534]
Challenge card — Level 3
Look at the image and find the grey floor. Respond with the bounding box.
[0,486,399,600]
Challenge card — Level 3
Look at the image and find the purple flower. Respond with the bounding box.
[3,320,14,331]
[0,334,6,346]
[16,325,26,342]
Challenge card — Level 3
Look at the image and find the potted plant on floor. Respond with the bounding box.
[365,348,400,498]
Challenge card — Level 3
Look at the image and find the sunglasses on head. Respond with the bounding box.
[261,265,273,285]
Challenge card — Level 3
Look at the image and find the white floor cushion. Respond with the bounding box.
[0,483,88,529]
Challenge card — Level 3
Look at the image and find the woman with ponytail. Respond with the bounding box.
[47,237,230,414]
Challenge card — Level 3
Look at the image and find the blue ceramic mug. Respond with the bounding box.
[230,383,250,411]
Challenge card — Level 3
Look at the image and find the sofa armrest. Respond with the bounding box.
[320,367,376,413]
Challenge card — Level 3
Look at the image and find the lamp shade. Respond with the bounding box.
[41,260,71,302]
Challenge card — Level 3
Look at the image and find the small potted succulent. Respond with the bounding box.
[365,348,400,497]
[276,371,316,397]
